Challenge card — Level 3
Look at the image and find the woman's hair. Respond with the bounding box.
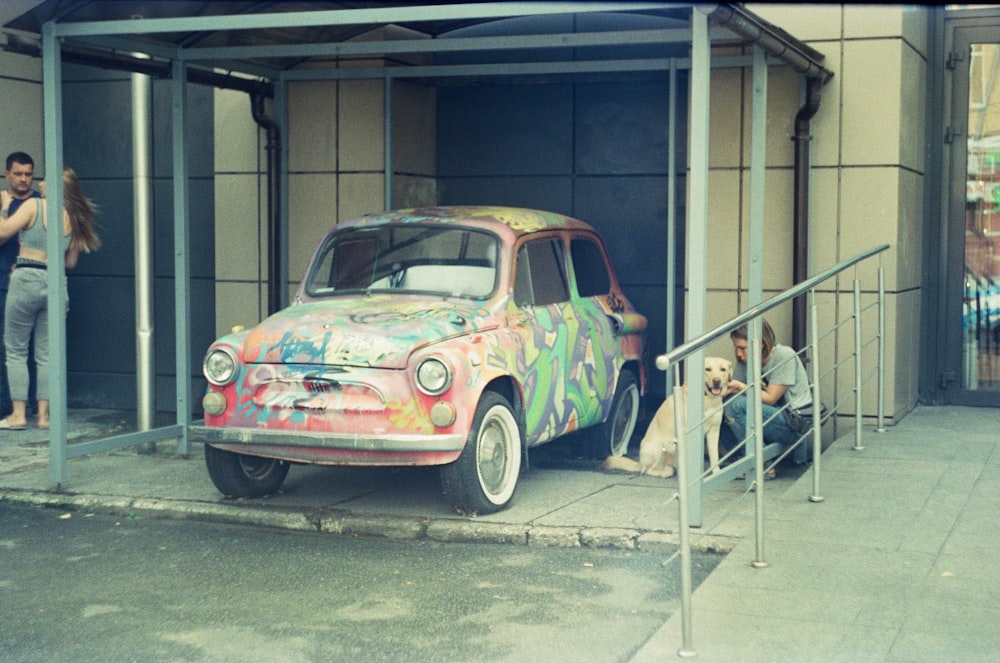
[62,167,101,253]
[730,318,776,363]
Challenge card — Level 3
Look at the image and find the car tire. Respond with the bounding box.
[440,391,522,515]
[204,445,291,498]
[587,369,640,459]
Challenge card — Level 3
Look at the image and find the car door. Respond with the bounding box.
[511,236,583,445]
[566,235,618,424]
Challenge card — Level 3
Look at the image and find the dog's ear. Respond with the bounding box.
[725,359,733,379]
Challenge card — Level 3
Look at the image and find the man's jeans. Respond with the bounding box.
[720,393,808,464]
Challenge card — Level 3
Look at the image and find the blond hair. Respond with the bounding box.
[730,319,777,364]
[62,167,101,253]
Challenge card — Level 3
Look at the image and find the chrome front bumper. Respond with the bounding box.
[188,425,465,453]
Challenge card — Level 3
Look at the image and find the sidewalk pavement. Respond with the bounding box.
[1,405,998,661]
[633,404,1000,663]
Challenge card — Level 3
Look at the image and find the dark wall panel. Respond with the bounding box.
[437,79,686,404]
[69,178,135,277]
[438,176,573,212]
[574,175,682,380]
[63,79,133,179]
[66,276,135,376]
[575,82,671,175]
[438,85,573,177]
[573,176,669,285]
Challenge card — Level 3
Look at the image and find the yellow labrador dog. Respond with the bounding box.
[603,356,732,478]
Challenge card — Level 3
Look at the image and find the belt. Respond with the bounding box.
[13,260,45,270]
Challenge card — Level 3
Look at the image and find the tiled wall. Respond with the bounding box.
[214,88,266,338]
[717,4,930,421]
[0,51,43,162]
[214,78,436,339]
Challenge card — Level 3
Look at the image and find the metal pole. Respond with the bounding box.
[672,371,695,658]
[748,45,767,312]
[665,58,677,391]
[876,255,886,432]
[745,45,767,498]
[683,4,711,532]
[171,60,191,456]
[852,277,865,451]
[808,289,824,503]
[42,21,68,487]
[384,75,393,211]
[750,318,768,568]
[133,66,156,449]
[675,9,711,655]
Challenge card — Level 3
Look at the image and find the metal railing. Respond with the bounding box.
[655,243,890,657]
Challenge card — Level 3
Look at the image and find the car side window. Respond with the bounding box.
[570,237,612,298]
[514,238,569,307]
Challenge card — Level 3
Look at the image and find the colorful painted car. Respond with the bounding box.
[192,206,647,514]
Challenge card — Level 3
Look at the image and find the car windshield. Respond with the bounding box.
[305,225,499,299]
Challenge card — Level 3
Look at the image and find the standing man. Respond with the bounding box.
[0,152,41,419]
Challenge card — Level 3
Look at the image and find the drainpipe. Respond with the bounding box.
[132,67,156,450]
[251,94,283,316]
[792,77,824,351]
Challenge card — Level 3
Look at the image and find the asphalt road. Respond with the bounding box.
[0,503,722,663]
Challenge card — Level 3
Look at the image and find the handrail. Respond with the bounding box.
[664,242,890,657]
[656,243,890,371]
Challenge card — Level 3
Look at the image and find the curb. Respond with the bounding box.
[0,488,740,554]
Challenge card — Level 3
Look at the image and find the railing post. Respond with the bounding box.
[653,243,889,649]
[671,370,695,656]
[876,255,887,432]
[852,277,865,451]
[808,288,825,503]
[750,319,768,568]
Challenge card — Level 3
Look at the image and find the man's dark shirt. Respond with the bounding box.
[0,190,41,291]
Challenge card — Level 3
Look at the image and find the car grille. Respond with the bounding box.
[252,377,385,413]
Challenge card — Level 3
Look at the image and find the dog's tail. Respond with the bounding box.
[601,456,643,474]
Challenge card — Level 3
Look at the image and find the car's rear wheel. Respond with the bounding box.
[204,445,291,498]
[441,391,522,515]
[587,369,640,459]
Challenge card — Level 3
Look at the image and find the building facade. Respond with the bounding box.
[0,4,995,425]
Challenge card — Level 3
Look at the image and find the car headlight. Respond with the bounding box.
[204,348,238,386]
[416,357,452,396]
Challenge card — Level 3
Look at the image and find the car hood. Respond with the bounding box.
[241,296,498,368]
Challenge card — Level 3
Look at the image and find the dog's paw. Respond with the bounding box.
[645,467,675,479]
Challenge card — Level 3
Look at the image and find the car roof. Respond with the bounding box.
[340,206,597,239]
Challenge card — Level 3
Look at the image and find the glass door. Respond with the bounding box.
[950,23,1000,404]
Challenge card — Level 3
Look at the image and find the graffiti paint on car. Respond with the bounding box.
[194,207,647,512]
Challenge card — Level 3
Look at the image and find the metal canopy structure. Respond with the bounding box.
[2,3,832,522]
[4,2,830,79]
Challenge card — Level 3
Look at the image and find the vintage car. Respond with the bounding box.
[192,206,647,514]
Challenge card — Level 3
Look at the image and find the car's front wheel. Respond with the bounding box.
[587,369,640,459]
[204,445,291,498]
[441,391,522,515]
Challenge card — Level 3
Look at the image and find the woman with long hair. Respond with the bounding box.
[0,167,100,429]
